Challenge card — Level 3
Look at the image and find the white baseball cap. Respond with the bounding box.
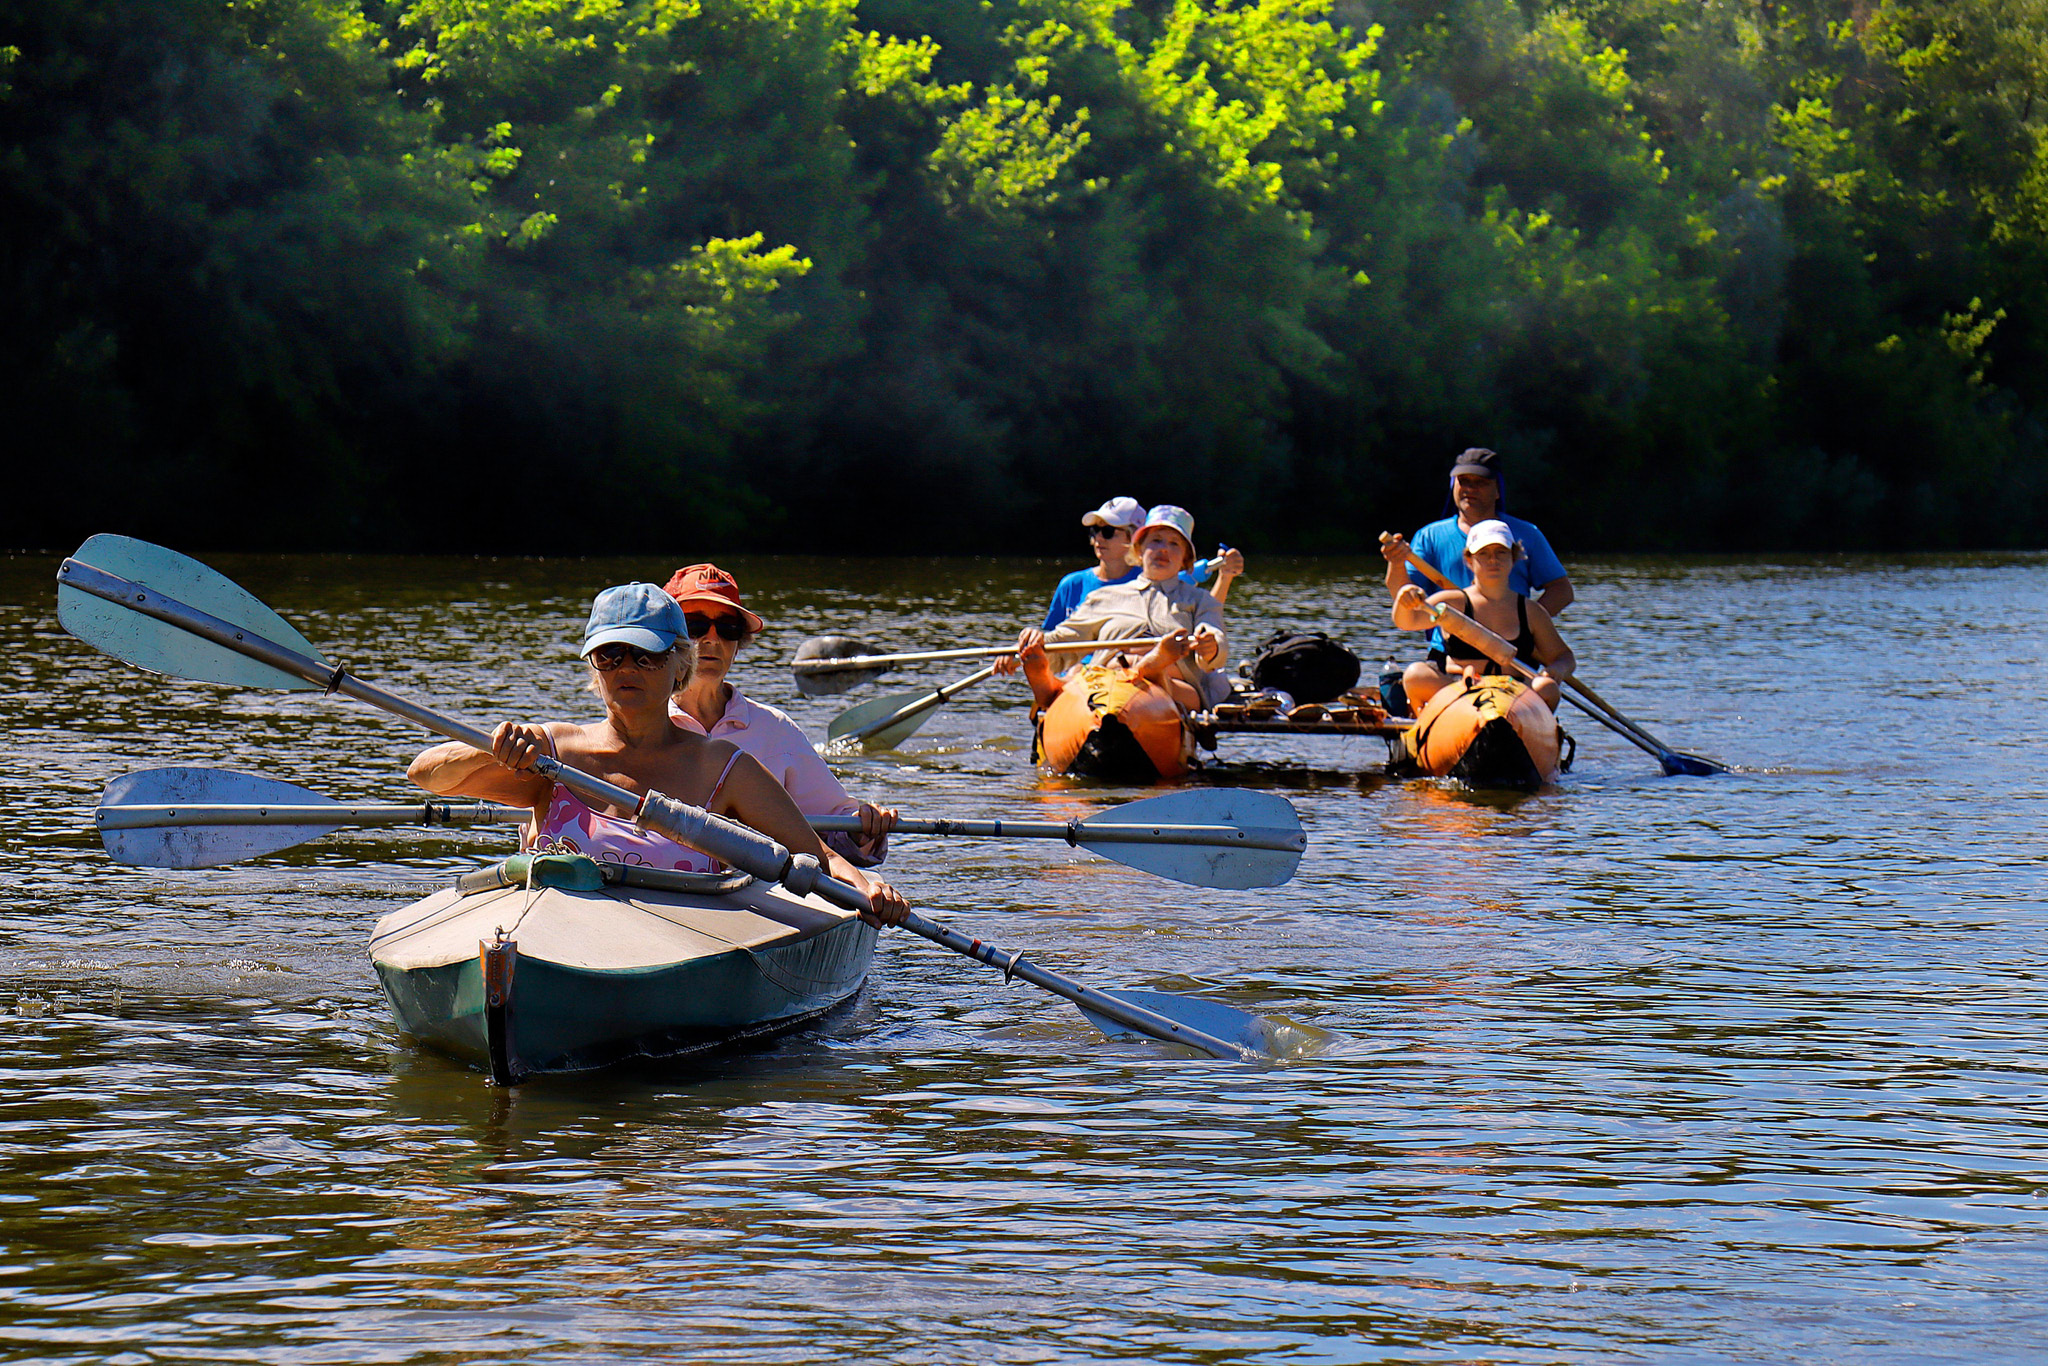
[1081,496,1146,529]
[1464,519,1516,554]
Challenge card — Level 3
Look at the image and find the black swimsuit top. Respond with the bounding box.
[1441,590,1538,668]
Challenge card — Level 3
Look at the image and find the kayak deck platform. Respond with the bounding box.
[1190,714,1409,741]
[1188,690,1413,747]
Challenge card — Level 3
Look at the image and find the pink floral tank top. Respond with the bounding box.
[526,748,743,873]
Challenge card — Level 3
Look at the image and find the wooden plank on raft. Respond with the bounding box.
[1188,713,1411,741]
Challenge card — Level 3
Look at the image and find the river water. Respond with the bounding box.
[1,549,2044,1363]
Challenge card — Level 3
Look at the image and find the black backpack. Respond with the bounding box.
[1243,631,1361,704]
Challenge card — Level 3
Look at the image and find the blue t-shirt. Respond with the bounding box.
[1406,514,1566,650]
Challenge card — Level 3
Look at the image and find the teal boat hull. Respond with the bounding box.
[370,864,877,1083]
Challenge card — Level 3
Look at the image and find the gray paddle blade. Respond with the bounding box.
[826,689,941,749]
[792,636,885,696]
[60,535,325,691]
[1079,788,1305,890]
[1078,988,1276,1057]
[98,767,338,868]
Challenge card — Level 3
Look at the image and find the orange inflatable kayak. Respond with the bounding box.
[1033,664,1196,782]
[1392,675,1561,790]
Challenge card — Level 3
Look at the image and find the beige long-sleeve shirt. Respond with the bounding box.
[1048,575,1230,706]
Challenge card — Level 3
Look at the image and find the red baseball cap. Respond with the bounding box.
[661,563,765,635]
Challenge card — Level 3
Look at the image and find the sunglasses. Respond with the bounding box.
[588,643,672,671]
[685,612,746,641]
[1089,523,1130,539]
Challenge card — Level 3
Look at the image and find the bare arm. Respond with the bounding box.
[1209,546,1244,606]
[1391,584,1459,633]
[1535,577,1576,616]
[1381,533,1433,600]
[407,722,555,807]
[1189,588,1227,667]
[1383,549,1411,601]
[1525,601,1576,679]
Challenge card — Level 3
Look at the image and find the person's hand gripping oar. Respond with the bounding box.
[58,536,1278,1059]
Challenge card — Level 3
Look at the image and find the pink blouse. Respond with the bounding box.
[525,748,741,873]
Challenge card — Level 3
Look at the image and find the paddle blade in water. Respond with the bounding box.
[791,636,886,696]
[826,689,941,749]
[59,535,326,691]
[98,768,340,868]
[1078,789,1305,890]
[1661,750,1727,777]
[1077,988,1277,1058]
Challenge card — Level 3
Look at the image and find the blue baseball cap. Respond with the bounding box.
[581,583,686,656]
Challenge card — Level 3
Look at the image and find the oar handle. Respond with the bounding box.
[794,638,1169,673]
[96,802,523,830]
[842,664,999,744]
[894,911,1245,1059]
[808,814,1306,852]
[1381,533,1457,591]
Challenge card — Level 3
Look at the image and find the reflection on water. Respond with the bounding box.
[3,550,2047,1362]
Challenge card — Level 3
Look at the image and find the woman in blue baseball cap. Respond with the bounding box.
[407,583,908,926]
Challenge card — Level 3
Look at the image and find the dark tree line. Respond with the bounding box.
[3,0,2043,554]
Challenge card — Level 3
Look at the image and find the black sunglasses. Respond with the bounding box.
[685,612,746,641]
[1089,523,1129,539]
[589,643,672,671]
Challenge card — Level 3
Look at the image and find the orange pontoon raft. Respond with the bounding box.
[1390,674,1563,790]
[1032,664,1197,783]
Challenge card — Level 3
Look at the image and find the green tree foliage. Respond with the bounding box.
[1,0,2041,552]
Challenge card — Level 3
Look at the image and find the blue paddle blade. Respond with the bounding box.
[98,767,340,868]
[59,535,326,691]
[1078,789,1304,890]
[1077,988,1278,1057]
[827,689,943,749]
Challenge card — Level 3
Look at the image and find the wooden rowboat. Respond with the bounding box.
[1390,675,1563,790]
[1033,664,1197,783]
[370,853,877,1084]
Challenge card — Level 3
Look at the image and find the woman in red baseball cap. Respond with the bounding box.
[664,563,897,866]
